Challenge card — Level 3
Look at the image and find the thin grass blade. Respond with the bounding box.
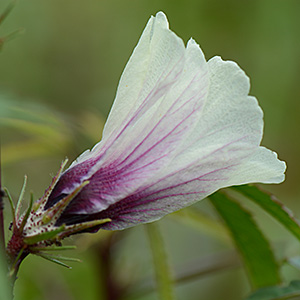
[209,192,281,289]
[233,185,300,242]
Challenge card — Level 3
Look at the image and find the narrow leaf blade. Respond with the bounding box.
[209,192,281,289]
[233,185,300,242]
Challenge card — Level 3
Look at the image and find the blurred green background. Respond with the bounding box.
[0,0,299,299]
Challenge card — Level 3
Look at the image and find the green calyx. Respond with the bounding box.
[5,159,111,275]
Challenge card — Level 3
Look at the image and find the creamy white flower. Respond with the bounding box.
[45,12,286,230]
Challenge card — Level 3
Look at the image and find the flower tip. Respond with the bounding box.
[187,38,202,51]
[154,11,169,28]
[187,38,197,46]
[155,11,167,20]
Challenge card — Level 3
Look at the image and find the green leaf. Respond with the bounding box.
[209,192,281,289]
[146,223,175,300]
[233,185,300,242]
[246,281,300,300]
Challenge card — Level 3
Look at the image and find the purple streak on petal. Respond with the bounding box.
[48,70,209,214]
[97,72,208,188]
[46,56,192,209]
[56,162,239,229]
[125,135,250,197]
[45,159,98,208]
[52,132,249,219]
[112,72,206,171]
[101,55,185,156]
[116,106,202,176]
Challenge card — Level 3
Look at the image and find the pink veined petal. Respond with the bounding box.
[56,51,286,230]
[47,12,286,231]
[96,147,286,231]
[47,14,209,212]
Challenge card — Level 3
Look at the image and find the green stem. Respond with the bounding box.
[146,223,175,300]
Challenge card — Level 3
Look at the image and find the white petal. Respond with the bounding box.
[101,146,286,230]
[57,13,285,226]
[70,12,186,168]
[102,12,180,141]
[99,57,286,230]
[59,12,209,213]
[222,146,286,185]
